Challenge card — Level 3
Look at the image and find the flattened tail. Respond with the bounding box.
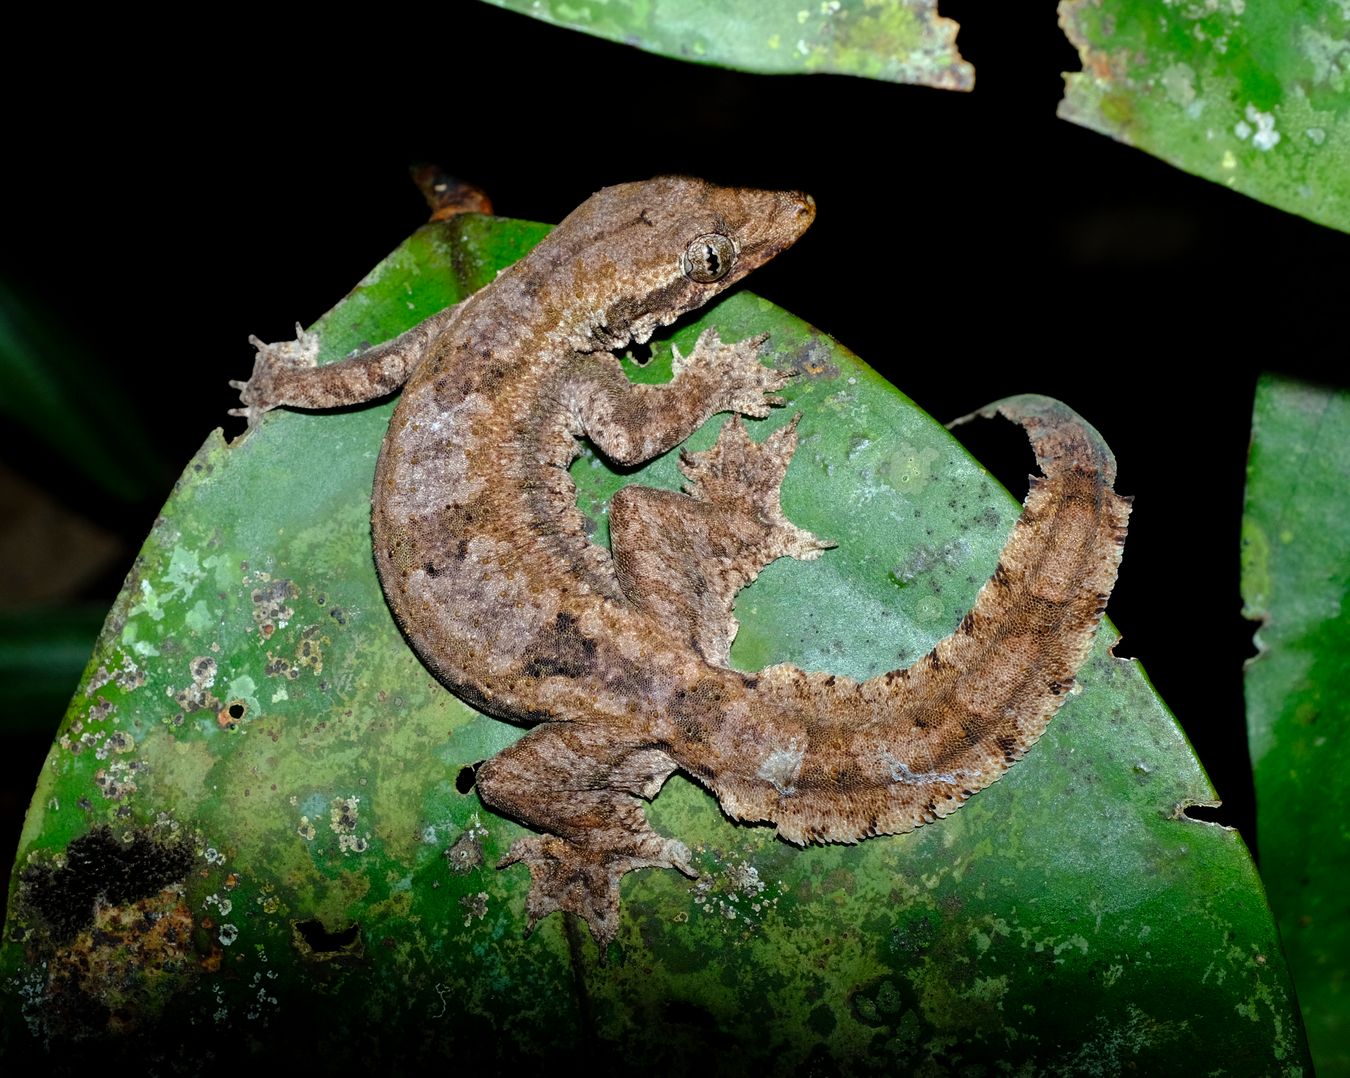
[702,395,1132,845]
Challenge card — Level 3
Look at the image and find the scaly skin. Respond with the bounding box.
[233,177,1129,947]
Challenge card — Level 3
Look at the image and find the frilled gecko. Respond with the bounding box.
[231,177,1130,947]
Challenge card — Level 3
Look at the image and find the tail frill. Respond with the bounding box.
[706,396,1132,844]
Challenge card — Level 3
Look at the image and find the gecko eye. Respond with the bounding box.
[681,233,736,283]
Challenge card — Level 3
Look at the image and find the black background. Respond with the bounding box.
[5,3,1346,860]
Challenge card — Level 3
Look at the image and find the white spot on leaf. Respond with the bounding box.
[1243,104,1281,151]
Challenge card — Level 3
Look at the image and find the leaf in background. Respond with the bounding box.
[1059,0,1350,234]
[0,281,168,505]
[1,214,1307,1073]
[1243,374,1350,1077]
[483,0,973,90]
[0,609,107,734]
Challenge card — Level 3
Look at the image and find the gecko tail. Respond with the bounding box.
[704,395,1131,845]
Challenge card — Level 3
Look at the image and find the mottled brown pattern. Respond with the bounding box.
[233,178,1129,948]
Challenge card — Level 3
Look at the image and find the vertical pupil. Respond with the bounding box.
[704,244,720,275]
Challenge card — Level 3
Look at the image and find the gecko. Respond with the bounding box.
[231,176,1130,947]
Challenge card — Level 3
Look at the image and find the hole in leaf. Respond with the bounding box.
[292,917,362,958]
[1178,802,1233,828]
[1108,635,1135,660]
[455,762,482,794]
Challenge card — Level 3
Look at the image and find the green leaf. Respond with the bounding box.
[0,609,106,734]
[0,281,167,504]
[483,0,973,90]
[1059,0,1350,233]
[1,215,1307,1073]
[1243,375,1350,1077]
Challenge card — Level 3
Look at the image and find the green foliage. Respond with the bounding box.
[0,610,106,733]
[1243,375,1350,1077]
[484,0,973,89]
[484,0,1350,231]
[1060,0,1350,233]
[0,281,165,505]
[1,214,1308,1073]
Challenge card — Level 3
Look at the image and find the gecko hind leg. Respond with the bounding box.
[611,415,834,666]
[476,724,692,947]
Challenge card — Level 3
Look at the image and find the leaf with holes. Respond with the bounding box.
[0,210,1308,1073]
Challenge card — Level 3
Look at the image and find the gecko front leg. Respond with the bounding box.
[565,328,790,465]
[229,302,464,426]
[612,415,834,665]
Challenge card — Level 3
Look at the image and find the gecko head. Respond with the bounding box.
[556,176,815,350]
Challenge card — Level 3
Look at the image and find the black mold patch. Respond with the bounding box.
[17,826,195,945]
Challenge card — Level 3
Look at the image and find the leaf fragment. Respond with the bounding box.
[1059,0,1350,233]
[485,0,973,90]
[1243,374,1350,1076]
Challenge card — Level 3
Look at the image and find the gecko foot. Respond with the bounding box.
[227,323,321,426]
[681,413,835,562]
[499,832,694,948]
[672,327,790,419]
[611,413,835,666]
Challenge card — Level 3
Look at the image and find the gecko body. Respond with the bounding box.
[233,177,1130,946]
